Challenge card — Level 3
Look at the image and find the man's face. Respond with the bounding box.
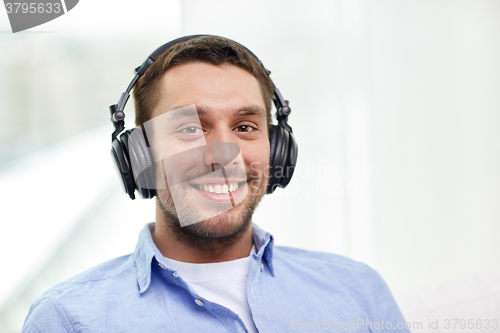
[149,62,270,239]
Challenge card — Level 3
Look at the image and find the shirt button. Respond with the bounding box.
[195,299,204,307]
[261,263,264,271]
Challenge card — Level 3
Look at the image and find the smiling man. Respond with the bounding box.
[23,35,409,332]
[151,62,268,263]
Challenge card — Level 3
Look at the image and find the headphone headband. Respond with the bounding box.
[109,34,292,141]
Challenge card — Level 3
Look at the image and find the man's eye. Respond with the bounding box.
[235,125,254,133]
[180,126,203,134]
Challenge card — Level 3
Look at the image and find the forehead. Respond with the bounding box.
[152,62,266,119]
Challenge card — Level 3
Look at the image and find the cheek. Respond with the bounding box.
[154,148,202,187]
[242,140,270,174]
[152,137,207,161]
[151,135,209,173]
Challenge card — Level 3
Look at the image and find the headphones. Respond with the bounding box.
[109,35,298,199]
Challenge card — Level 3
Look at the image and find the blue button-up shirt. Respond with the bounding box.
[23,223,410,332]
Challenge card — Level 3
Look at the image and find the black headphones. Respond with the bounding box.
[109,35,298,199]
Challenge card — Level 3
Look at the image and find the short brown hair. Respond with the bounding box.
[133,36,274,127]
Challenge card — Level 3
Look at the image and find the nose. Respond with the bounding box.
[203,127,241,169]
[205,142,241,170]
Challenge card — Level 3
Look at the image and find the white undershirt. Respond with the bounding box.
[163,246,258,333]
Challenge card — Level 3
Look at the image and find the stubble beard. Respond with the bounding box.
[156,167,267,253]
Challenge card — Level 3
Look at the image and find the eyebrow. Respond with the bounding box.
[163,105,200,121]
[234,105,266,118]
[167,104,266,119]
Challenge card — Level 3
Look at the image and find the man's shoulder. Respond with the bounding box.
[36,254,135,303]
[23,254,139,331]
[273,245,379,280]
[267,246,408,330]
[271,246,394,306]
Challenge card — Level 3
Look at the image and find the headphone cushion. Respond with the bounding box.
[267,124,298,194]
[276,125,289,173]
[279,130,297,188]
[111,136,137,199]
[124,129,156,199]
[269,124,279,169]
[267,124,287,194]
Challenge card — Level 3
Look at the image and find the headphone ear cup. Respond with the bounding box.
[267,124,298,194]
[279,130,297,188]
[267,124,288,194]
[127,128,156,199]
[111,132,137,200]
[267,125,279,194]
[268,124,278,169]
[276,125,289,175]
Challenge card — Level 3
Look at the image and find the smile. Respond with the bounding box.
[191,182,245,194]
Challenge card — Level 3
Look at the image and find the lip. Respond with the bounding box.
[191,181,248,204]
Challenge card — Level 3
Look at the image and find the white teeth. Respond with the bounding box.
[195,182,241,194]
[228,183,240,192]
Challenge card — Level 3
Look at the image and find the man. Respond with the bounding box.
[23,35,409,332]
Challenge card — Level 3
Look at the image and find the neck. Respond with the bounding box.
[153,204,254,263]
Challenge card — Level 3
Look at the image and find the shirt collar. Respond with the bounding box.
[133,222,275,294]
[251,223,275,276]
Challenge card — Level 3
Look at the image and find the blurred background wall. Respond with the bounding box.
[1,0,499,331]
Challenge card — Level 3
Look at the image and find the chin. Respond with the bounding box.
[180,204,253,239]
[157,174,266,237]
